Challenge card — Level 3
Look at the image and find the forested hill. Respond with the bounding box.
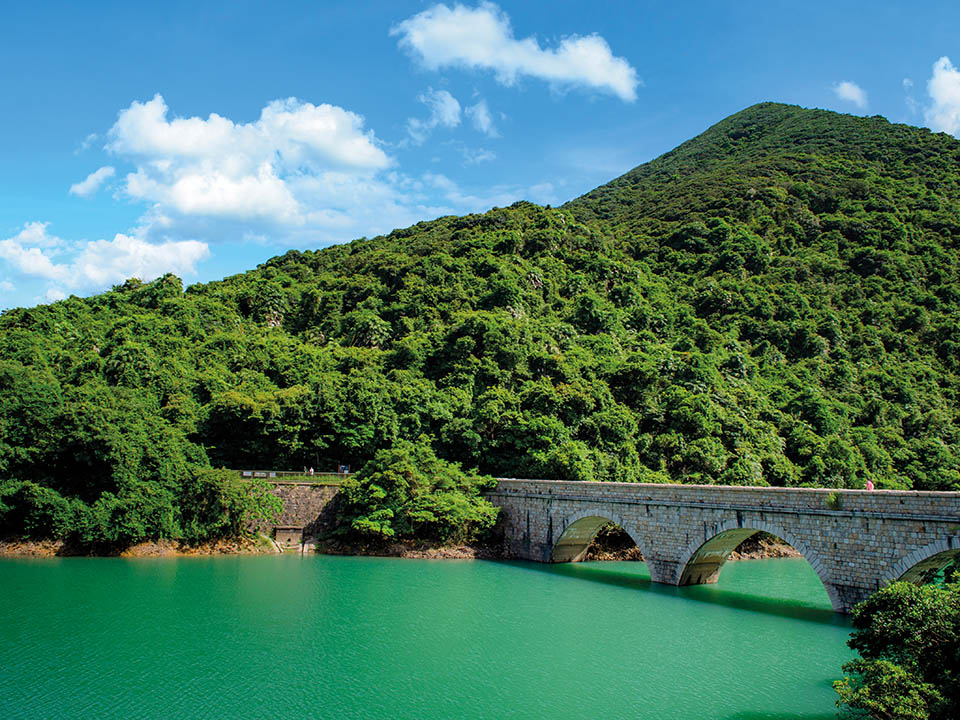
[2,102,959,545]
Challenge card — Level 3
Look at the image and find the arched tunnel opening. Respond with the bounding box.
[551,516,625,563]
[679,528,800,585]
[551,519,841,611]
[553,520,796,568]
[578,523,645,562]
[900,549,960,585]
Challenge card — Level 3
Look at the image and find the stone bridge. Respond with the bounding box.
[488,479,960,613]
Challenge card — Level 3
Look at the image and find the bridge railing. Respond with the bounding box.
[237,469,351,485]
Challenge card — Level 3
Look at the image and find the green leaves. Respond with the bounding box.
[336,439,498,544]
[835,582,960,720]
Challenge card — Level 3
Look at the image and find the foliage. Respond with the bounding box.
[336,438,498,543]
[834,581,960,720]
[1,102,959,543]
[0,468,280,547]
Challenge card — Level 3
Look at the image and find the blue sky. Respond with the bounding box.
[2,1,959,309]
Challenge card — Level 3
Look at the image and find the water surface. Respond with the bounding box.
[0,555,850,719]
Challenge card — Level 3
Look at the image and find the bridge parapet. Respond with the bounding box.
[492,479,960,519]
[489,479,960,613]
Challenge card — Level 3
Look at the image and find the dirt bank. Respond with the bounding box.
[0,535,276,558]
[727,533,801,560]
[312,538,505,559]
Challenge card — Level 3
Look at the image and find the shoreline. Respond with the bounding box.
[0,536,276,558]
[1,532,800,561]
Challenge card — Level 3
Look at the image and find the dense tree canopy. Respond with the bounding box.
[834,581,960,720]
[1,102,958,544]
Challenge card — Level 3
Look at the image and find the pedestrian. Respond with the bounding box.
[866,480,874,491]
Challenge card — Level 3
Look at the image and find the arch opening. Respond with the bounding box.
[676,523,841,612]
[551,515,643,563]
[898,549,960,585]
[679,528,761,585]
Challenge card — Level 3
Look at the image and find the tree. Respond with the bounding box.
[335,438,498,544]
[834,581,960,720]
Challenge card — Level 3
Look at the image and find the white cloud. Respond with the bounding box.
[423,172,558,209]
[75,133,98,154]
[392,2,639,101]
[72,233,209,286]
[0,222,209,294]
[832,81,868,109]
[406,88,462,145]
[97,94,531,247]
[527,182,557,205]
[458,145,496,164]
[105,94,394,234]
[903,78,920,115]
[465,99,498,137]
[3,91,568,308]
[69,165,116,197]
[109,95,389,170]
[44,288,66,303]
[0,223,70,281]
[926,56,960,136]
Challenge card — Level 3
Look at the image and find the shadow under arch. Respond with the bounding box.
[551,509,650,564]
[885,537,960,585]
[675,518,843,613]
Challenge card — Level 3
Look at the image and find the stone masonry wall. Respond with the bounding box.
[257,483,340,538]
[488,479,960,613]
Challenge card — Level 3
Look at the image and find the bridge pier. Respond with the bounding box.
[489,479,960,614]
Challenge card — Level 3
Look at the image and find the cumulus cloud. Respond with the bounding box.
[69,166,116,197]
[926,56,960,136]
[0,221,209,293]
[832,80,868,109]
[98,93,531,247]
[105,94,394,235]
[71,233,209,286]
[0,223,70,281]
[406,87,462,144]
[392,2,639,101]
[3,91,571,307]
[465,99,498,136]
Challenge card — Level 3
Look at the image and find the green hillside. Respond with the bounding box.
[2,102,958,546]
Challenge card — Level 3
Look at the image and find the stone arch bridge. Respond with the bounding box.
[488,479,960,613]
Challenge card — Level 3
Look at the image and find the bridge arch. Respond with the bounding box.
[675,518,842,612]
[885,537,960,585]
[550,508,650,564]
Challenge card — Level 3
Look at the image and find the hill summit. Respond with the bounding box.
[2,102,958,545]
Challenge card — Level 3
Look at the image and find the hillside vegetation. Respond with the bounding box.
[1,103,958,545]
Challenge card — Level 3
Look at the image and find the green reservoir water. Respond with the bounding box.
[1,556,851,719]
